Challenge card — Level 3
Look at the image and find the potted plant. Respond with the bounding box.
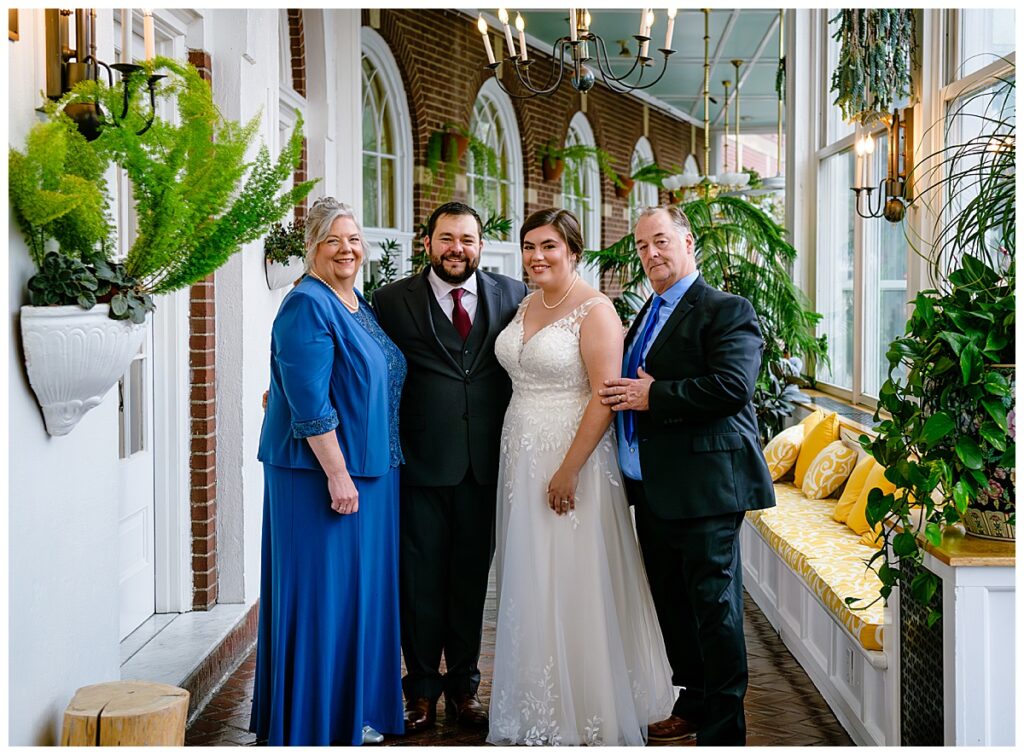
[263,219,306,290]
[584,194,827,440]
[537,139,565,182]
[11,58,316,435]
[858,76,1015,618]
[830,9,916,125]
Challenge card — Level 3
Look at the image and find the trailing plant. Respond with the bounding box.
[829,9,916,125]
[264,219,307,265]
[425,122,500,210]
[584,195,827,438]
[854,76,1015,621]
[538,141,623,202]
[364,238,401,296]
[55,57,317,295]
[8,118,113,264]
[630,162,673,189]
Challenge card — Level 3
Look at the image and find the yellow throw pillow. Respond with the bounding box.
[792,412,840,488]
[763,425,805,481]
[846,463,898,537]
[799,409,825,430]
[801,440,859,499]
[833,455,876,523]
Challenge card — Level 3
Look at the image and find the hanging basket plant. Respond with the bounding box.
[829,9,916,125]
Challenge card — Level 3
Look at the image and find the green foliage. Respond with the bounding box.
[538,140,624,200]
[57,57,317,294]
[27,251,101,308]
[263,220,306,265]
[92,258,155,323]
[582,195,828,440]
[630,162,673,188]
[754,367,807,444]
[857,76,1015,615]
[829,10,916,125]
[8,118,113,264]
[364,238,401,297]
[425,122,500,211]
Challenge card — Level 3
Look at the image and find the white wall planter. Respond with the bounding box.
[264,256,304,290]
[20,304,149,437]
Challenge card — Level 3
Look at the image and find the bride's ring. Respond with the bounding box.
[561,498,569,504]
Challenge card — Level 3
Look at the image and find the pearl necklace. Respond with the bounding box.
[308,270,359,313]
[541,273,580,310]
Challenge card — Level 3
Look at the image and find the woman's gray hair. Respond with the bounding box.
[633,205,692,244]
[304,197,361,271]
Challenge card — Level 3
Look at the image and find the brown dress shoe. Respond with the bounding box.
[445,692,489,729]
[648,714,699,742]
[403,697,437,733]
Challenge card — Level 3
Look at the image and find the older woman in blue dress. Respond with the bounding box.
[251,197,406,745]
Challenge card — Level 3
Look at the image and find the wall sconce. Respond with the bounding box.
[852,106,914,223]
[44,8,163,141]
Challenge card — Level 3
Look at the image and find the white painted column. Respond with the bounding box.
[785,9,816,302]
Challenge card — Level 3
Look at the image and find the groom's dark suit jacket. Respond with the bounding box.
[628,274,775,518]
[372,268,528,487]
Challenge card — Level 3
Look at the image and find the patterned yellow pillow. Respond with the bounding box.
[846,463,898,537]
[801,440,859,499]
[833,455,875,523]
[763,425,805,481]
[793,412,840,489]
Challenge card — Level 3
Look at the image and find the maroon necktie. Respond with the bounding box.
[451,287,472,341]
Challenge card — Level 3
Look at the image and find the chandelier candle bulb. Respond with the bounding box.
[142,9,154,61]
[515,14,527,61]
[664,7,676,50]
[638,8,648,36]
[478,16,496,65]
[570,8,577,41]
[498,8,517,58]
[864,132,875,186]
[120,8,129,62]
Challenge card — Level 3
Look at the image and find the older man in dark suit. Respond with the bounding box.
[372,202,528,733]
[599,205,775,746]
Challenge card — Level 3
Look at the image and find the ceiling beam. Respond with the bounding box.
[712,12,780,128]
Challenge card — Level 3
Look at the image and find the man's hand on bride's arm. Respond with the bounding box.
[599,366,654,412]
[546,465,579,516]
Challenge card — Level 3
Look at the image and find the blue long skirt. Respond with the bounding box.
[250,464,404,745]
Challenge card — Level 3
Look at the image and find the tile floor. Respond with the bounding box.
[186,574,853,747]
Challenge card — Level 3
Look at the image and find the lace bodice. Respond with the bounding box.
[495,293,612,401]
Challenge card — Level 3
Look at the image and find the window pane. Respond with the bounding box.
[380,157,395,229]
[955,10,1016,80]
[362,154,378,228]
[861,133,908,398]
[816,149,855,389]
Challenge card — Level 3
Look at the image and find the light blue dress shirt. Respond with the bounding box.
[617,271,700,480]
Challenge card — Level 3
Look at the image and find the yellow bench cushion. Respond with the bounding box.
[749,483,886,652]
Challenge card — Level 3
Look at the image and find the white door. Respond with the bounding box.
[117,323,156,639]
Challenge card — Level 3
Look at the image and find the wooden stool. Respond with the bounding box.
[61,681,190,746]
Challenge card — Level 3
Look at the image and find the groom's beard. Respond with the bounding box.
[430,253,480,284]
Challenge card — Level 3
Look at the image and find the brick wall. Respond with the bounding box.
[187,49,218,611]
[288,10,308,222]
[366,9,705,254]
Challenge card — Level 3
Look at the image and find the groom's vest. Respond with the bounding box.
[428,291,489,372]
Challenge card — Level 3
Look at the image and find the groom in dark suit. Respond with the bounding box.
[599,205,774,746]
[372,202,528,733]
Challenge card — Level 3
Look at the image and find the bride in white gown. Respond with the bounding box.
[488,209,674,746]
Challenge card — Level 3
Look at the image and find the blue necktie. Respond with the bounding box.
[623,295,664,448]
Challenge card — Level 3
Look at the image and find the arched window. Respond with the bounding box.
[562,113,602,287]
[468,79,523,276]
[628,136,658,224]
[361,28,413,279]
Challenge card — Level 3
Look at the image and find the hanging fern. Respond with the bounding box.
[829,9,916,125]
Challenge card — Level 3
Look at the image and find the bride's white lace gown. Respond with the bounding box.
[487,294,675,746]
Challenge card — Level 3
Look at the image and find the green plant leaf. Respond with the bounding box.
[110,294,129,317]
[891,531,918,558]
[978,422,1008,452]
[960,343,982,385]
[910,572,938,606]
[984,371,1011,396]
[981,398,1009,432]
[921,411,955,445]
[955,436,984,470]
[926,609,941,628]
[924,522,943,547]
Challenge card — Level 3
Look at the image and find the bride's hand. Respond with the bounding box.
[547,466,579,516]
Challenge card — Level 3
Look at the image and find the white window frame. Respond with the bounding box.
[563,112,602,287]
[628,136,658,223]
[360,27,414,280]
[467,78,524,278]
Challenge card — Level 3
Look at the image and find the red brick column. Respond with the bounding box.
[288,10,308,221]
[188,49,218,610]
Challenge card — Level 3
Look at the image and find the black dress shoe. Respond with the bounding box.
[403,697,437,733]
[445,692,488,729]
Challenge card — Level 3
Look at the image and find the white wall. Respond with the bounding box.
[7,11,122,745]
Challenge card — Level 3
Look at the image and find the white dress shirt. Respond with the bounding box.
[427,268,479,325]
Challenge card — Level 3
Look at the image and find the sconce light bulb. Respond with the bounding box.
[646,10,655,28]
[477,15,487,34]
[855,137,866,157]
[498,7,509,25]
[668,7,677,19]
[515,13,524,32]
[584,11,591,28]
[864,133,875,154]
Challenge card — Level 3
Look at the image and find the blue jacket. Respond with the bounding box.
[258,276,392,478]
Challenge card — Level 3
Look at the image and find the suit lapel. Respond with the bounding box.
[404,269,463,375]
[645,274,707,363]
[466,271,500,375]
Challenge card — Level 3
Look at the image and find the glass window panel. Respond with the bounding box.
[468,95,512,226]
[380,157,395,229]
[955,10,1016,80]
[815,149,855,389]
[825,11,856,144]
[362,154,379,228]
